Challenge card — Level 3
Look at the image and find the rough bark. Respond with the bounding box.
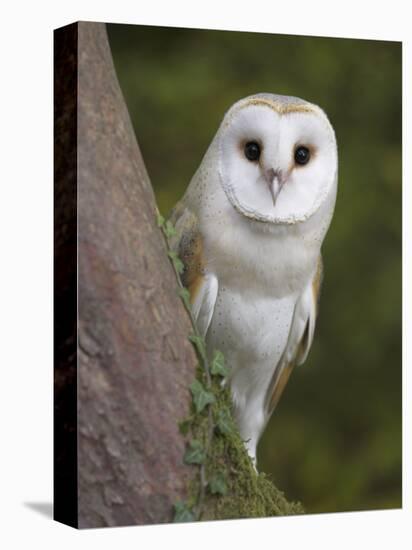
[76,21,200,528]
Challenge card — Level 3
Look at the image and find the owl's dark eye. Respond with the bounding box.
[244,141,261,162]
[294,145,311,165]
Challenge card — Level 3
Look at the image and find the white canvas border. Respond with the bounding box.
[0,1,409,548]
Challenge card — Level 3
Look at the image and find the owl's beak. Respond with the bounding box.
[266,170,285,206]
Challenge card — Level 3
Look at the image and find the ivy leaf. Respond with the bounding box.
[178,287,192,310]
[210,350,229,377]
[189,333,207,362]
[190,379,215,413]
[208,472,228,496]
[184,439,206,464]
[173,501,195,523]
[156,211,165,228]
[216,407,234,436]
[164,220,177,238]
[168,250,185,275]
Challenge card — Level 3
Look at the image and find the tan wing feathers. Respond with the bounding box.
[266,255,323,415]
[168,202,205,303]
[295,255,323,366]
[168,202,218,337]
[312,254,323,312]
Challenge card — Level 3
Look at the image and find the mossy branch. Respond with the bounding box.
[156,209,304,521]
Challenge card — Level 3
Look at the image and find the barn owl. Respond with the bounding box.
[169,93,338,463]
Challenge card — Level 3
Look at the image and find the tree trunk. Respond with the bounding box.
[55,21,198,529]
[76,22,201,528]
[54,21,302,530]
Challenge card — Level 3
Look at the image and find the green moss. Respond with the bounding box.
[183,370,303,521]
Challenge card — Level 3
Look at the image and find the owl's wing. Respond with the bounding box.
[168,202,218,338]
[265,256,323,415]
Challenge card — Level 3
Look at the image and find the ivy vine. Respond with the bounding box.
[156,209,235,522]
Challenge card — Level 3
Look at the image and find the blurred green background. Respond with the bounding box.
[107,24,402,515]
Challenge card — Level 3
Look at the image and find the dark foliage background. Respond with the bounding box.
[107,24,402,514]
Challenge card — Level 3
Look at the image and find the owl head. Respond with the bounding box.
[216,93,338,225]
